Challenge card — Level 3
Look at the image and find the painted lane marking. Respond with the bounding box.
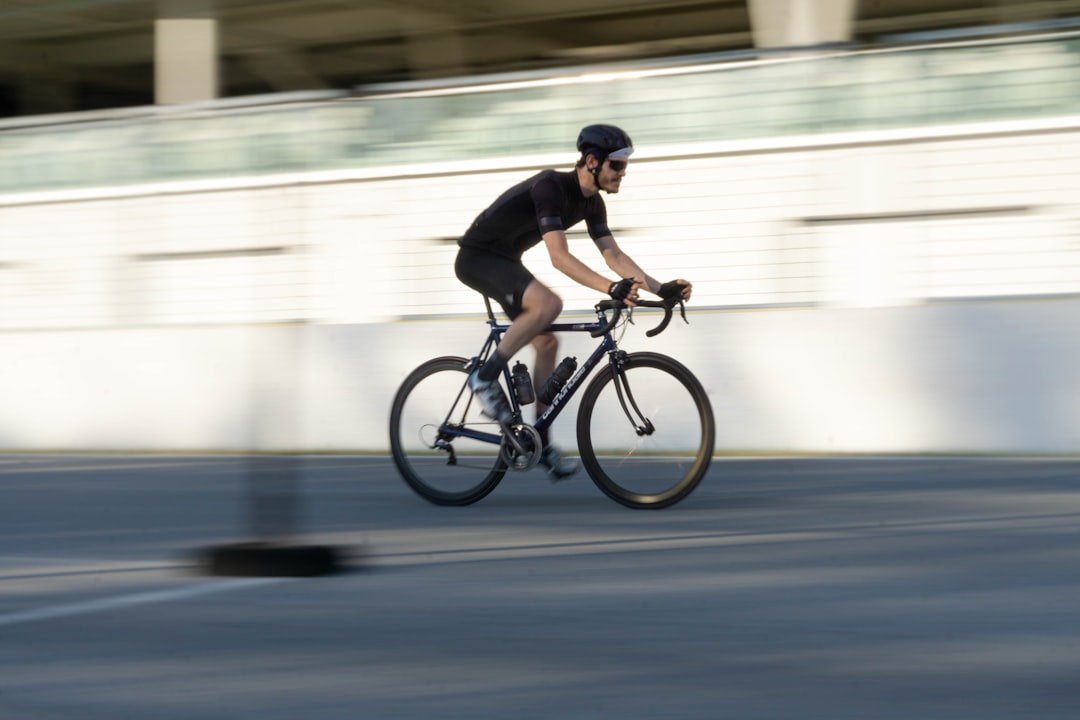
[0,577,287,628]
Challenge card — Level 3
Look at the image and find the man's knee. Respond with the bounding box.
[538,293,563,323]
[522,281,562,325]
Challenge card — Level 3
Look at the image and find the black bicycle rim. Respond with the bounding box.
[576,352,714,509]
[389,356,506,506]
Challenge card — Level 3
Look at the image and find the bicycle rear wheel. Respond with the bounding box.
[577,352,714,509]
[389,356,506,506]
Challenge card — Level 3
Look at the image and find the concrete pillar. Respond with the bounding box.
[154,18,219,104]
[749,0,857,48]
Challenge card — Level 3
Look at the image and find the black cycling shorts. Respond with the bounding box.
[455,246,534,319]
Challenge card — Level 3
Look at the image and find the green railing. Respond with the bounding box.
[3,36,1080,194]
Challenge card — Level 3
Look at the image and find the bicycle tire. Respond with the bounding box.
[389,356,506,506]
[576,352,714,509]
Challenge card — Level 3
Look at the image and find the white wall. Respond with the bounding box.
[1,299,1077,453]
[1,117,1079,453]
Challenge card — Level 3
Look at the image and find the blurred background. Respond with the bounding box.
[1,0,1078,454]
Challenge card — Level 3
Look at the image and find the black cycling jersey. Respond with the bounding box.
[458,169,611,259]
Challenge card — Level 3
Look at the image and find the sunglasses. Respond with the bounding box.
[607,160,628,172]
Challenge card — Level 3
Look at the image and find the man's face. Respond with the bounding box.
[593,157,628,193]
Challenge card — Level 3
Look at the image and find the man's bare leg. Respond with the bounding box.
[471,280,561,424]
[497,280,562,359]
[531,331,557,419]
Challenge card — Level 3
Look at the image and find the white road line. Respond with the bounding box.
[0,556,186,567]
[0,578,287,628]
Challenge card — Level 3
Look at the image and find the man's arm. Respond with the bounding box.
[542,230,620,294]
[595,235,693,300]
[595,235,658,292]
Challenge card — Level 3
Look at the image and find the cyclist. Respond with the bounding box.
[455,123,692,479]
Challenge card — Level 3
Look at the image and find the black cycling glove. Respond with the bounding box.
[657,280,686,300]
[608,278,636,302]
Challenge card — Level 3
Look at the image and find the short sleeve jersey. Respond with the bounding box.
[458,169,611,259]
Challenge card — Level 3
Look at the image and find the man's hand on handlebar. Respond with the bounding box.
[592,292,689,338]
[608,278,690,312]
[608,277,645,306]
[657,279,693,302]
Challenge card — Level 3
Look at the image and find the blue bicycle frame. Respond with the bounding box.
[446,302,621,449]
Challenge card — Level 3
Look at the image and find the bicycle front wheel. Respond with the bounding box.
[390,356,506,506]
[577,352,714,509]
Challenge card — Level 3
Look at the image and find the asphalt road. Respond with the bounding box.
[2,454,1079,720]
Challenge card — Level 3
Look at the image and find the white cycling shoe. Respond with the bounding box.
[540,444,579,481]
[467,368,513,426]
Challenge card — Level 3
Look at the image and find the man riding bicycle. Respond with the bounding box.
[455,123,693,479]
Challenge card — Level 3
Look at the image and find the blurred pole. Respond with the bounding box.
[198,324,346,577]
[246,455,300,539]
[246,325,302,541]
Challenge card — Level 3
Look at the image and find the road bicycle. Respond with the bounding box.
[389,296,714,509]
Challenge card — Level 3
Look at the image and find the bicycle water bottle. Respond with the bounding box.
[538,356,577,405]
[510,361,535,405]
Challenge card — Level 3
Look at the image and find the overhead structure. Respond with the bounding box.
[3,0,1080,116]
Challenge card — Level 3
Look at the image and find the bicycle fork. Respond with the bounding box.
[611,353,654,437]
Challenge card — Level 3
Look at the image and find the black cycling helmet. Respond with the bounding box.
[576,124,634,161]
